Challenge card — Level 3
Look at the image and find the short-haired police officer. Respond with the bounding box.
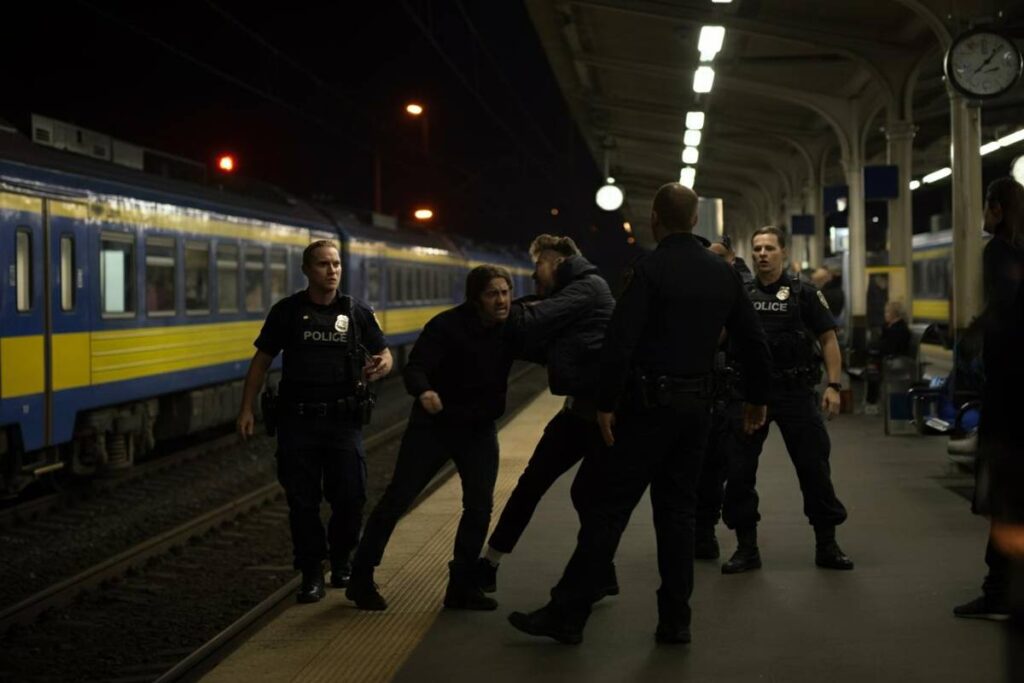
[237,240,392,603]
[509,183,773,645]
[717,226,852,574]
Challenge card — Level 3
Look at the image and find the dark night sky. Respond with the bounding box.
[2,1,640,277]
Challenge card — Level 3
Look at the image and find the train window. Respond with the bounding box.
[388,266,400,304]
[270,248,288,303]
[100,233,136,316]
[367,261,381,307]
[185,241,210,314]
[60,235,74,311]
[145,237,176,316]
[403,267,415,304]
[243,245,265,312]
[216,243,239,313]
[15,229,32,312]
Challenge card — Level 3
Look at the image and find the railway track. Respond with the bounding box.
[0,365,548,683]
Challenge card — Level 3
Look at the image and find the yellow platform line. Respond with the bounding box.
[202,390,564,683]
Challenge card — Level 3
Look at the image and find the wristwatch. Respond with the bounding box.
[827,382,842,392]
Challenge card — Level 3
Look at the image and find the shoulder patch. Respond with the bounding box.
[816,289,830,310]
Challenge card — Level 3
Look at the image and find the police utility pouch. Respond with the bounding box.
[261,387,278,437]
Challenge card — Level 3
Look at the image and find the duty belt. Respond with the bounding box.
[770,365,820,389]
[633,373,714,411]
[281,397,362,418]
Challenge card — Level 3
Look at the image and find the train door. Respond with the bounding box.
[0,192,46,468]
[47,200,91,448]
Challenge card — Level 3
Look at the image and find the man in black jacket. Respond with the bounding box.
[509,183,772,645]
[478,235,615,594]
[346,265,517,612]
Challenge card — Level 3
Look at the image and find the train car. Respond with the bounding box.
[910,229,953,324]
[0,129,531,496]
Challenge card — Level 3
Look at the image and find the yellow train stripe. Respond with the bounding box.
[0,335,45,398]
[0,192,43,214]
[468,260,533,278]
[348,241,531,275]
[912,247,951,261]
[52,332,91,391]
[913,298,949,320]
[380,305,452,336]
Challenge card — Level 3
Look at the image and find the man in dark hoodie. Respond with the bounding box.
[477,235,616,594]
[346,265,517,612]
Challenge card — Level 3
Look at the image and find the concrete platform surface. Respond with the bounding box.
[204,392,1008,683]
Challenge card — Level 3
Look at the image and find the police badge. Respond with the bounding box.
[334,314,350,335]
[777,286,790,301]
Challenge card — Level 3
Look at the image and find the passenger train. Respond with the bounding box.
[0,129,532,496]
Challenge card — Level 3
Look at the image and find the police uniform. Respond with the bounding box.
[508,231,773,644]
[254,290,386,581]
[719,272,849,572]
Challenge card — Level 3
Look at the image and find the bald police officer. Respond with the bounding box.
[718,226,852,574]
[237,240,392,603]
[508,184,773,645]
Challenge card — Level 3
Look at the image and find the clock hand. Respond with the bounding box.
[973,49,1000,75]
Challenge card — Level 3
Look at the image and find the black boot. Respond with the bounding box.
[476,557,498,594]
[814,526,854,570]
[695,527,720,560]
[345,565,387,610]
[297,565,326,604]
[722,527,761,574]
[444,561,498,610]
[508,603,585,644]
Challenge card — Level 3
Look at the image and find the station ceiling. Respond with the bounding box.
[527,0,1024,247]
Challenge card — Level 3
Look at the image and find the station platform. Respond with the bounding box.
[202,391,1007,683]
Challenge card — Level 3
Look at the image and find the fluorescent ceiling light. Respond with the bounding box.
[922,167,952,184]
[980,141,1002,155]
[680,167,696,188]
[683,130,702,147]
[682,147,700,164]
[711,0,733,3]
[698,26,725,61]
[685,111,705,130]
[909,180,921,191]
[693,66,715,93]
[996,128,1024,147]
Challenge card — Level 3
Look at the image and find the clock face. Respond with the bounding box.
[946,31,1023,98]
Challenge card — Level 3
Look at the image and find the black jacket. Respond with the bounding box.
[403,303,517,424]
[514,255,615,398]
[597,231,773,411]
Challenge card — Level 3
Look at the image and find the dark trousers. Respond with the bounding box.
[353,419,499,572]
[551,405,712,626]
[695,401,741,531]
[276,416,366,571]
[488,409,604,554]
[722,389,847,530]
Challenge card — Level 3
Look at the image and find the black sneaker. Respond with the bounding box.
[953,596,1010,621]
[508,606,583,645]
[346,575,387,611]
[443,584,498,611]
[476,558,498,593]
[655,623,692,644]
[297,568,326,604]
[695,531,720,560]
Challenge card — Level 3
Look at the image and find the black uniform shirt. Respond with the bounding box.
[254,290,387,399]
[596,231,773,411]
[753,275,837,337]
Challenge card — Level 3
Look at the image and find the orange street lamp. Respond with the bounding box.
[217,154,236,173]
[414,208,434,221]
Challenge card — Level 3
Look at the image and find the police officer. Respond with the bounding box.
[695,235,752,560]
[237,240,392,603]
[718,225,852,574]
[346,266,519,612]
[508,183,773,645]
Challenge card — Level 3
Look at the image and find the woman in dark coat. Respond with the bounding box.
[955,176,1024,621]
